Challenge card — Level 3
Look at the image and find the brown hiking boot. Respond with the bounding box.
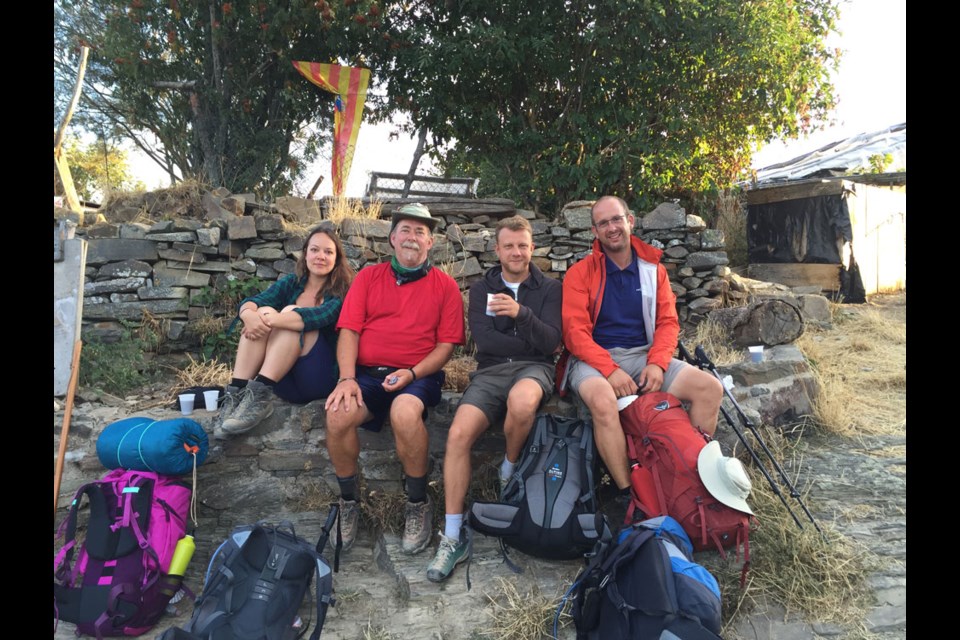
[401,497,433,555]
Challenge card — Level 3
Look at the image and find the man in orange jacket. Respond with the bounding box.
[560,195,723,495]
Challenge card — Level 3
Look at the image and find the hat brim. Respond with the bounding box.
[617,395,639,411]
[698,441,754,515]
[391,212,439,231]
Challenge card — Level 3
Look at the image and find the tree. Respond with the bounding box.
[55,0,391,196]
[376,0,840,214]
[58,137,146,201]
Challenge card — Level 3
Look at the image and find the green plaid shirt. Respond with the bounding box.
[230,274,343,341]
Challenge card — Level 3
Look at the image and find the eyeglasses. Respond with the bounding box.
[593,214,626,230]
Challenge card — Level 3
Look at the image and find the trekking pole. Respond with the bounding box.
[692,344,824,537]
[677,342,805,529]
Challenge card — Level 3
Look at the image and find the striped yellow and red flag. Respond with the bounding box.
[293,62,371,196]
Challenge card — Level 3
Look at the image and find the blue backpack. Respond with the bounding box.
[562,515,723,639]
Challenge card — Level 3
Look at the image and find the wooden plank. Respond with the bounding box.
[371,172,476,186]
[747,263,841,290]
[371,198,517,218]
[746,180,846,206]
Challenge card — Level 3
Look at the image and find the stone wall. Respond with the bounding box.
[73,194,733,346]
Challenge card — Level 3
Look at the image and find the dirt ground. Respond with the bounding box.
[54,289,907,640]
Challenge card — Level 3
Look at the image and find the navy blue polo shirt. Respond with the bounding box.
[593,252,648,350]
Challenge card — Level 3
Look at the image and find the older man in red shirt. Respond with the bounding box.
[324,203,464,555]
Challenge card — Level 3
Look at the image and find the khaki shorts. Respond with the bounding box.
[567,346,688,394]
[459,360,554,426]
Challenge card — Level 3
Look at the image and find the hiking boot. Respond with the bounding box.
[401,497,433,555]
[213,385,242,440]
[220,380,275,436]
[336,498,360,553]
[425,528,469,583]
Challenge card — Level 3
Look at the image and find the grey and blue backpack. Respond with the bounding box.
[468,413,611,563]
[158,506,340,640]
[564,515,724,639]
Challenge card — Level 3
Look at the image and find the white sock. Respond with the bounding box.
[500,455,516,482]
[444,513,463,540]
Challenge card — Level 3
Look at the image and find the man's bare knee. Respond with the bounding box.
[326,410,363,437]
[389,395,426,433]
[505,381,543,419]
[578,378,618,421]
[447,405,488,453]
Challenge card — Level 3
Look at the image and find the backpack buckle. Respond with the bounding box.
[599,574,611,590]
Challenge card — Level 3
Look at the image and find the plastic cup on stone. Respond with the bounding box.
[179,393,195,415]
[748,345,764,363]
[203,389,219,411]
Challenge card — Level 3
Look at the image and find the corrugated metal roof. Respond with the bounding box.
[751,122,906,185]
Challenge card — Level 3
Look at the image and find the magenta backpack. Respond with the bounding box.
[54,469,193,637]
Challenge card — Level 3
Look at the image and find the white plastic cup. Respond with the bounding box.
[179,393,195,416]
[203,389,220,411]
[748,345,764,363]
[486,293,497,317]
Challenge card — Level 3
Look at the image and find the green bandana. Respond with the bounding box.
[390,256,432,285]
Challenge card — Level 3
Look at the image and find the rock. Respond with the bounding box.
[85,238,159,265]
[227,216,258,240]
[641,202,685,230]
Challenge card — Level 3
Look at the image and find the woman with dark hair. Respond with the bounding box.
[216,224,356,439]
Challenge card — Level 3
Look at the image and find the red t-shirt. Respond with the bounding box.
[337,262,465,368]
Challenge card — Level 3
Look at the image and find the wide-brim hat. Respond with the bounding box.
[697,440,754,515]
[390,202,439,232]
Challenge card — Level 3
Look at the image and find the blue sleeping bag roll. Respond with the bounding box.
[96,417,209,476]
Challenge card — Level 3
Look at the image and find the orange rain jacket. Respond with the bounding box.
[559,235,680,388]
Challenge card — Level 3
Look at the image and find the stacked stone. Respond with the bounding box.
[73,192,733,350]
[556,200,733,326]
[80,211,291,349]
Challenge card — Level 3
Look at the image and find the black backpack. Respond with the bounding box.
[159,506,340,640]
[564,516,724,640]
[468,413,611,563]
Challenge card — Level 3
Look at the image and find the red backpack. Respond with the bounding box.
[619,392,754,568]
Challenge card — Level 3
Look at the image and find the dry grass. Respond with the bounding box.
[190,315,230,343]
[682,319,741,366]
[99,178,209,223]
[484,577,571,640]
[713,189,748,271]
[289,477,339,512]
[170,355,232,402]
[324,196,383,226]
[794,295,906,436]
[443,355,477,392]
[703,429,875,634]
[359,621,396,640]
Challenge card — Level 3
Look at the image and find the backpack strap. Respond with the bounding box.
[506,415,550,503]
[54,482,102,582]
[597,528,658,618]
[577,420,598,508]
[639,437,669,518]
